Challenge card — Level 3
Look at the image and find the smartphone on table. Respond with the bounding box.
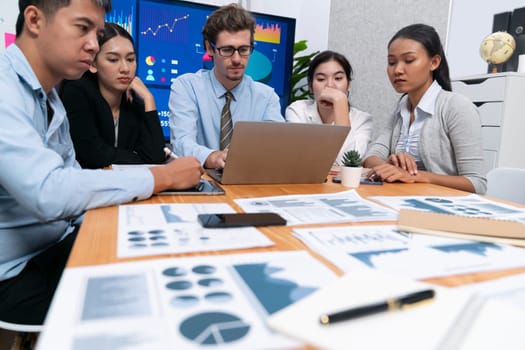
[197,212,287,228]
[332,176,383,185]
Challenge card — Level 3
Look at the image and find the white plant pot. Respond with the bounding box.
[340,166,362,188]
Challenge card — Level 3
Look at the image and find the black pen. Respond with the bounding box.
[319,289,435,325]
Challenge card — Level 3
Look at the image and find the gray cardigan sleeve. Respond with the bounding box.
[363,110,401,161]
[420,92,487,194]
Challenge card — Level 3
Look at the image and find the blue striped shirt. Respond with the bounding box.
[395,81,441,170]
[169,69,284,164]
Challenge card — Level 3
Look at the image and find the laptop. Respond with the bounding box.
[206,121,350,185]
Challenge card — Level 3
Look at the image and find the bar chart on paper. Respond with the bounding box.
[293,225,525,279]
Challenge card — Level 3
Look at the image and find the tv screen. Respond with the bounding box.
[107,0,296,141]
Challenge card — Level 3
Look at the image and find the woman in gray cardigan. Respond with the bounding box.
[363,24,486,194]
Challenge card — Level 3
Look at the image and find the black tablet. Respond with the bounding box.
[157,179,225,195]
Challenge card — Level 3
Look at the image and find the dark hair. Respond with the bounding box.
[83,22,136,81]
[16,0,112,37]
[201,3,255,46]
[307,50,353,89]
[99,22,136,53]
[388,23,451,91]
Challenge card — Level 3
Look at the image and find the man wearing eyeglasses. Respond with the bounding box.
[169,3,284,169]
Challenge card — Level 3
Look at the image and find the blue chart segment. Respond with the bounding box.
[350,249,409,268]
[432,242,503,256]
[179,312,250,345]
[266,199,313,208]
[400,197,522,217]
[320,198,391,218]
[403,199,451,213]
[246,50,272,83]
[233,263,316,315]
[82,275,151,320]
[327,231,406,246]
[105,0,134,34]
[160,205,185,223]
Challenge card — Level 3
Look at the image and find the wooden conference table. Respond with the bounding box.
[67,178,525,287]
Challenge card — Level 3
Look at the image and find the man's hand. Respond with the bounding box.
[205,149,228,169]
[150,157,203,193]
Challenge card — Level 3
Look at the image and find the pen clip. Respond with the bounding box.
[398,289,435,309]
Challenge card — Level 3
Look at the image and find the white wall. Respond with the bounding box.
[328,0,451,136]
[0,0,330,55]
[188,0,330,54]
[0,0,18,50]
[247,0,330,54]
[446,0,525,79]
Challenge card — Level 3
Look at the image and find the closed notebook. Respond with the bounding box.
[397,209,525,247]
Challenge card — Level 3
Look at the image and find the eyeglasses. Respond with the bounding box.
[210,42,254,57]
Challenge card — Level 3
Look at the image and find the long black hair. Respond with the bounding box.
[83,22,136,82]
[59,23,136,103]
[388,23,451,91]
[307,50,353,97]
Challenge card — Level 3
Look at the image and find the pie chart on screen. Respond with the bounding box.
[246,50,272,83]
[145,55,156,66]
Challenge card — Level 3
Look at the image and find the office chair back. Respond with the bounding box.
[486,167,525,205]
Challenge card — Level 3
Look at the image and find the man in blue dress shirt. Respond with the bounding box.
[169,3,284,170]
[0,0,202,325]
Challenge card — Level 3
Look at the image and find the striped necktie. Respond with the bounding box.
[220,91,234,150]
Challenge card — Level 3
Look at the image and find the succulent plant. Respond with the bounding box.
[341,150,362,167]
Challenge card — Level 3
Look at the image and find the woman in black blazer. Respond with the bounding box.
[61,22,166,169]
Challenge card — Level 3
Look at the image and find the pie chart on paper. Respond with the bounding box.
[179,311,250,345]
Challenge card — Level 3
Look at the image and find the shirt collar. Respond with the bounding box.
[6,44,66,131]
[399,80,442,118]
[209,68,244,100]
[6,44,46,95]
[416,80,441,116]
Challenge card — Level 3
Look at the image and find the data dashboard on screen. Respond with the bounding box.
[107,0,296,140]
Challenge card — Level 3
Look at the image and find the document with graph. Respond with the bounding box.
[369,194,525,223]
[117,203,274,258]
[293,225,525,279]
[36,251,338,350]
[235,189,397,225]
